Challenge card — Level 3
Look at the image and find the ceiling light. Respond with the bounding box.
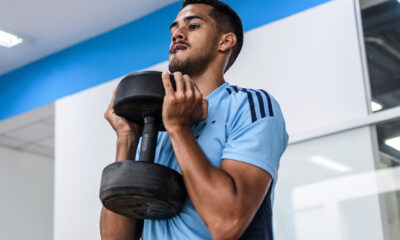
[0,29,23,48]
[385,136,400,152]
[309,155,353,173]
[371,101,383,112]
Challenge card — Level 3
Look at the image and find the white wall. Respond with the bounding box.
[54,79,118,240]
[0,146,53,240]
[226,0,368,137]
[53,62,168,240]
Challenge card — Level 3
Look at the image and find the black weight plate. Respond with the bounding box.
[113,71,176,131]
[100,161,186,219]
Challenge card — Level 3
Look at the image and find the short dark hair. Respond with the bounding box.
[181,0,243,72]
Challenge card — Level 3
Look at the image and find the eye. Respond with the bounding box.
[189,24,199,30]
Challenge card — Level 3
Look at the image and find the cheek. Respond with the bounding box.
[191,37,208,51]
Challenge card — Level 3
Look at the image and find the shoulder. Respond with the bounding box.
[224,85,285,127]
[221,86,289,180]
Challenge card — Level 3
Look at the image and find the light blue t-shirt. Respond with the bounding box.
[136,82,289,239]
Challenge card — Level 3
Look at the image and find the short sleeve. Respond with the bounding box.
[222,91,289,180]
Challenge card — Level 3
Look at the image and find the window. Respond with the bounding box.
[360,0,400,112]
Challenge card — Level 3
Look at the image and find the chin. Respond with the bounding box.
[170,56,187,67]
[169,54,181,63]
[169,60,190,75]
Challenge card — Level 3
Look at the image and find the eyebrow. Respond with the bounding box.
[170,15,205,31]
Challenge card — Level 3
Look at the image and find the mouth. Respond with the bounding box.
[170,42,189,55]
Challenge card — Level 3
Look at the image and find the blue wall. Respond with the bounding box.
[0,0,330,121]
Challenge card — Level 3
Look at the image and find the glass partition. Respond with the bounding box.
[359,0,400,112]
[273,126,400,239]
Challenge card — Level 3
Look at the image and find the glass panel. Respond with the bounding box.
[376,118,400,240]
[273,126,400,240]
[359,0,400,112]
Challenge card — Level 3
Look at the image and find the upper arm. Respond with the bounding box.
[221,159,272,223]
[219,88,289,229]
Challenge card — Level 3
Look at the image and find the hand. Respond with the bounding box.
[161,72,208,131]
[104,85,142,138]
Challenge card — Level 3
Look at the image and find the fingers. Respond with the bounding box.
[192,80,200,93]
[192,80,202,100]
[163,71,203,103]
[165,72,202,98]
[108,85,118,108]
[173,72,185,96]
[162,72,208,127]
[105,84,118,119]
[183,75,195,99]
[162,72,175,96]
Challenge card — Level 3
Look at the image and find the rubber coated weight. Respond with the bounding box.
[113,71,176,131]
[100,70,185,220]
[100,161,186,219]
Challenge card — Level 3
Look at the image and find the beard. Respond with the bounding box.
[169,47,216,76]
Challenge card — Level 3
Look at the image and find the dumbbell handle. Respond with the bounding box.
[138,115,159,162]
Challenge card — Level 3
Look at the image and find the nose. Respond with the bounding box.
[171,26,186,42]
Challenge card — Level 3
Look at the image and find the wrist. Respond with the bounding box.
[115,135,139,162]
[116,138,134,150]
[166,124,191,137]
[117,133,136,142]
[117,130,139,138]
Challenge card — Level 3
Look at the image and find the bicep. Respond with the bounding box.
[221,159,272,221]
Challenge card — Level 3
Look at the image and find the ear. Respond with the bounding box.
[218,33,237,52]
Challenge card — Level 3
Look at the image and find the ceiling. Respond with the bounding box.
[0,0,179,158]
[0,104,54,158]
[0,0,178,75]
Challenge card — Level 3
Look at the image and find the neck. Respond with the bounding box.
[189,60,226,97]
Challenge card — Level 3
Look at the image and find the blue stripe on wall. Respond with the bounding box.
[0,0,330,121]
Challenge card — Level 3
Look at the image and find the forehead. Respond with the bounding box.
[175,4,214,21]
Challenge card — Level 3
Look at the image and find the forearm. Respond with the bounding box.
[100,134,141,240]
[100,208,141,240]
[114,133,139,161]
[168,127,243,237]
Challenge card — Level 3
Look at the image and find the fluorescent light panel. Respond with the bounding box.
[385,136,400,152]
[371,101,383,112]
[310,155,353,173]
[0,30,23,48]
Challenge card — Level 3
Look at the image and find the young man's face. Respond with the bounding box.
[168,4,221,75]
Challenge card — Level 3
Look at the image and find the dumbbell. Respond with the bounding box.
[99,71,186,219]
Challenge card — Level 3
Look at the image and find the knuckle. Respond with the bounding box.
[104,111,110,119]
[195,92,202,100]
[176,92,185,100]
[186,91,194,99]
[173,71,182,78]
[167,96,176,103]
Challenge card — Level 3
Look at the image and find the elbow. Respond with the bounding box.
[208,217,247,240]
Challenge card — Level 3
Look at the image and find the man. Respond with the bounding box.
[101,0,288,239]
